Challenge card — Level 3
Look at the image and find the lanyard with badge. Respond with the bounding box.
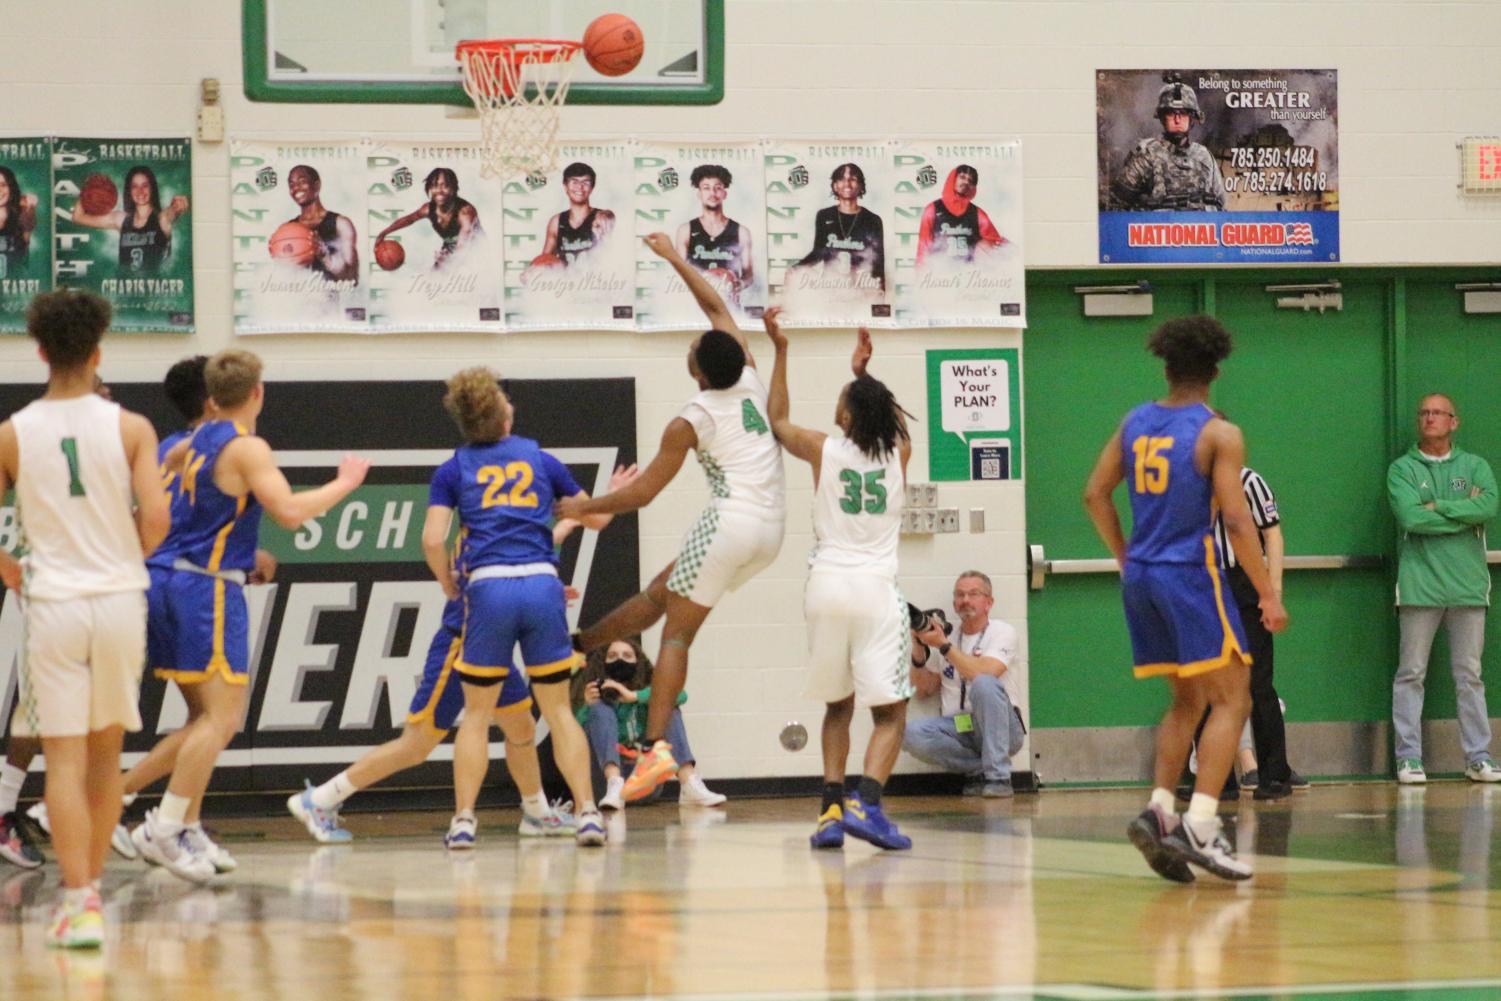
[952,624,987,733]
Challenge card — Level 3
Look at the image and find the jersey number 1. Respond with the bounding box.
[60,438,86,497]
[1131,436,1173,494]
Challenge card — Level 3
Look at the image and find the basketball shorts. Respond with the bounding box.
[1122,558,1249,679]
[666,508,784,608]
[407,622,533,734]
[154,569,250,686]
[803,569,914,708]
[459,573,578,685]
[13,590,146,738]
[145,564,174,675]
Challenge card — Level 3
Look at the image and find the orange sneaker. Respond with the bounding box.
[622,740,678,802]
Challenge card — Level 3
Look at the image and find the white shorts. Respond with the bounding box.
[803,569,914,708]
[666,509,783,608]
[12,591,146,738]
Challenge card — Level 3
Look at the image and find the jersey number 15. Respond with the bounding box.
[1131,436,1173,495]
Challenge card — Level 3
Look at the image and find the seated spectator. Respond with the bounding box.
[570,638,726,809]
[903,570,1025,797]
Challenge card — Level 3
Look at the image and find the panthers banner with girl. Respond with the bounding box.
[0,139,52,334]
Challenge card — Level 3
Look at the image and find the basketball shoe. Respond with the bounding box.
[622,740,678,802]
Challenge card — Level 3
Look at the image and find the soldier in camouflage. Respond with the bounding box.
[1112,78,1227,211]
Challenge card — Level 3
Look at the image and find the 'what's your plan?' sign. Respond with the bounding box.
[926,348,1021,482]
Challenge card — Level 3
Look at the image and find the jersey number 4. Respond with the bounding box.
[478,461,538,509]
[741,399,770,435]
[838,468,887,514]
[60,437,86,497]
[1131,436,1173,494]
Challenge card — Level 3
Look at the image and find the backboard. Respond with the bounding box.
[242,0,723,105]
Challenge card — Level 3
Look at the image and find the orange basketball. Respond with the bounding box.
[79,173,117,215]
[530,252,563,268]
[582,13,643,77]
[268,221,317,266]
[374,239,405,271]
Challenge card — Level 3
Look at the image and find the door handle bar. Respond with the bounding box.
[1028,544,1385,591]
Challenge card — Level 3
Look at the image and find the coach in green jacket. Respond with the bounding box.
[1387,393,1501,785]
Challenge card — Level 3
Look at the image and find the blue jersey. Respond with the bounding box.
[173,420,265,573]
[147,427,194,569]
[428,436,581,570]
[1120,402,1216,565]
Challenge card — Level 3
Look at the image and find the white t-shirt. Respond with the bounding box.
[678,366,786,522]
[12,395,149,601]
[919,617,1020,717]
[809,435,903,578]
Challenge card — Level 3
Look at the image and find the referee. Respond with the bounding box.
[1211,461,1298,800]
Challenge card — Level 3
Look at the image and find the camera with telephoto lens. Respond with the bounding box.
[600,657,636,704]
[906,603,952,637]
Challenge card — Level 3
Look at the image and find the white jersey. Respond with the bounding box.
[678,366,785,521]
[810,435,904,578]
[12,395,149,601]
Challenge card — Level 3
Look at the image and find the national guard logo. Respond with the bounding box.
[391,166,413,191]
[916,164,939,189]
[788,164,809,189]
[524,171,548,191]
[657,166,679,191]
[255,166,278,191]
[1453,477,1469,492]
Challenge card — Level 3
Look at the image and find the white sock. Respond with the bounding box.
[1149,787,1176,813]
[311,771,358,810]
[606,775,624,790]
[157,792,191,828]
[455,809,475,822]
[1186,792,1219,830]
[63,886,93,910]
[521,792,548,819]
[121,792,137,808]
[579,802,599,816]
[0,762,25,815]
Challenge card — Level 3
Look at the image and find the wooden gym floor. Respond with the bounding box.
[1,782,1498,1000]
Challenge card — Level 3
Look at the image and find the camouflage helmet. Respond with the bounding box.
[1155,79,1203,122]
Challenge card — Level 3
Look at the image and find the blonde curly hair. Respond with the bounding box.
[443,366,512,443]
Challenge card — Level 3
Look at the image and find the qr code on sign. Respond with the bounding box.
[981,458,1001,479]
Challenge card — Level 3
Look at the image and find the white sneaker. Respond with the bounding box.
[444,814,477,850]
[189,824,236,873]
[599,776,625,811]
[518,800,577,837]
[1163,815,1253,881]
[110,821,138,860]
[678,774,727,807]
[26,801,49,836]
[1465,758,1501,783]
[1397,758,1427,785]
[131,810,216,883]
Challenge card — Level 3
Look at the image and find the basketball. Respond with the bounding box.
[530,252,563,269]
[268,221,317,266]
[374,239,405,271]
[582,13,643,77]
[79,173,117,215]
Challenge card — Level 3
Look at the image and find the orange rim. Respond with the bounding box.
[456,38,580,99]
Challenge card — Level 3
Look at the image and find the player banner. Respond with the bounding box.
[764,141,894,328]
[52,137,194,332]
[0,377,639,793]
[1097,69,1339,264]
[634,143,767,331]
[889,141,1026,328]
[503,142,636,331]
[0,139,52,334]
[366,142,504,333]
[232,140,368,334]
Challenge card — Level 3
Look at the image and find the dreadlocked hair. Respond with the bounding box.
[845,374,912,461]
[443,366,511,443]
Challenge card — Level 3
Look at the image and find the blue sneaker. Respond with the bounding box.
[840,795,911,850]
[287,781,352,844]
[809,804,844,849]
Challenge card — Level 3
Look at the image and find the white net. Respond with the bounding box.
[457,40,580,180]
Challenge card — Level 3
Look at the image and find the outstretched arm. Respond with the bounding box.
[642,231,752,364]
[762,306,825,469]
[70,202,124,231]
[377,204,428,242]
[561,463,641,532]
[555,419,695,520]
[227,437,370,530]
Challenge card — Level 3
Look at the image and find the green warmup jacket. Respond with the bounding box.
[1387,445,1498,607]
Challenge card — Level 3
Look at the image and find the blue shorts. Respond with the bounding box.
[1122,557,1249,679]
[407,622,533,733]
[459,573,578,684]
[152,568,249,686]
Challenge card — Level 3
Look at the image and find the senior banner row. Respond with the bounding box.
[230,139,1026,334]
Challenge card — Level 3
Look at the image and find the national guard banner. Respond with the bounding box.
[366,143,504,333]
[888,141,1026,328]
[1097,69,1339,264]
[0,377,639,794]
[764,141,894,328]
[52,137,195,332]
[502,142,636,331]
[232,140,368,334]
[634,143,767,331]
[0,139,51,334]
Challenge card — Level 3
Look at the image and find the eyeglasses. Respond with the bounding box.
[953,589,990,600]
[1418,409,1455,419]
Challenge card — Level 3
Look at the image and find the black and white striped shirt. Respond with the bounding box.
[1213,466,1279,569]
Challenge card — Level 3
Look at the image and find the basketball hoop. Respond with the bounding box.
[456,39,581,180]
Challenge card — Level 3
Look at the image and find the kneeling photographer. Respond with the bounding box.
[904,570,1025,797]
[570,638,726,810]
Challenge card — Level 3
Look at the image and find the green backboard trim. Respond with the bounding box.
[242,0,724,106]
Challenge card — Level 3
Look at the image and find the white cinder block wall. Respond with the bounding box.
[0,1,1493,779]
